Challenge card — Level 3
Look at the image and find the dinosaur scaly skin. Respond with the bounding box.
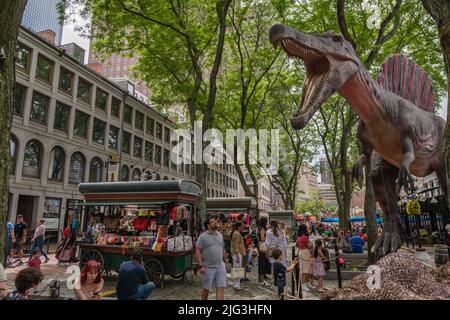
[269,24,447,257]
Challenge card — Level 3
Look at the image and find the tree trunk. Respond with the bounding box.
[364,163,378,264]
[0,0,27,265]
[422,0,450,212]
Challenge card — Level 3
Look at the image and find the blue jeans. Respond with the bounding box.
[29,237,49,260]
[128,282,155,300]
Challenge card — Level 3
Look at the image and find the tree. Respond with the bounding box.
[421,1,450,213]
[0,0,27,265]
[61,0,232,220]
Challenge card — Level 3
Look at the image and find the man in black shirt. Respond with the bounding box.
[14,215,27,265]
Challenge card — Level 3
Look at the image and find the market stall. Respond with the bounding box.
[73,180,202,287]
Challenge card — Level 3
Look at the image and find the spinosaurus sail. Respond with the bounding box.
[269,24,447,257]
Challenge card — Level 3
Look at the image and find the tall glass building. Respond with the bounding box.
[21,0,63,45]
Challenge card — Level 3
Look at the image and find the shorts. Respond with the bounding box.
[202,265,227,290]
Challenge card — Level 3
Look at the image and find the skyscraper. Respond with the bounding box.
[320,157,333,184]
[21,0,63,45]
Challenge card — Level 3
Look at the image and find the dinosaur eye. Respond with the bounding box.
[333,35,342,42]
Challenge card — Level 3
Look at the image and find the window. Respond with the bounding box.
[30,91,50,124]
[120,165,129,181]
[133,136,143,158]
[155,122,162,140]
[171,151,177,171]
[122,131,131,154]
[164,127,171,144]
[95,88,107,111]
[92,118,106,145]
[48,146,65,181]
[132,168,141,181]
[13,83,26,116]
[35,54,53,83]
[109,125,119,149]
[135,111,144,131]
[9,135,18,175]
[54,102,71,132]
[22,140,42,178]
[155,145,162,165]
[73,110,89,138]
[58,67,73,94]
[69,152,85,184]
[123,105,132,124]
[146,117,154,136]
[145,141,153,162]
[16,43,31,72]
[111,97,120,118]
[163,149,170,168]
[89,157,103,182]
[77,78,92,104]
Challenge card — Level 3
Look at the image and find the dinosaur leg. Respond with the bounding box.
[395,137,416,195]
[370,152,405,258]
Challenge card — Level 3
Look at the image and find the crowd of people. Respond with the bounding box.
[7,211,447,301]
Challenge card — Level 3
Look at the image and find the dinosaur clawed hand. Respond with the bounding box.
[396,165,416,195]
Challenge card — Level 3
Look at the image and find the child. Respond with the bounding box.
[28,250,41,270]
[272,248,298,300]
[310,239,326,292]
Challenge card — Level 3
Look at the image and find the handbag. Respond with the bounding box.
[231,267,245,279]
[258,242,267,253]
[167,228,193,252]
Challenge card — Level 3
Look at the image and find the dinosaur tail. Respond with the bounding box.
[376,54,436,113]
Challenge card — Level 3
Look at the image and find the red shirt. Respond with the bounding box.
[28,257,41,270]
[296,235,310,249]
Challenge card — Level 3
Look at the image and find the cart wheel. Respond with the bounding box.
[79,249,104,271]
[170,271,186,279]
[144,259,164,287]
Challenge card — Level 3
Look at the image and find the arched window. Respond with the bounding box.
[89,157,103,182]
[69,152,86,184]
[163,176,168,180]
[120,165,130,181]
[9,135,18,175]
[48,146,65,181]
[244,173,251,182]
[132,168,141,181]
[22,140,42,178]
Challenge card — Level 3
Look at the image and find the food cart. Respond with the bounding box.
[206,197,257,259]
[73,180,202,287]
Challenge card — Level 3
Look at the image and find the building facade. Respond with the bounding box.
[297,165,319,201]
[319,157,332,184]
[9,27,240,232]
[21,0,63,45]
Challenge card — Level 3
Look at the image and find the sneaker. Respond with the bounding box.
[302,285,310,292]
[307,283,316,289]
[241,278,250,282]
[44,258,50,264]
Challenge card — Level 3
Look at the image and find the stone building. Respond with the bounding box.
[8,27,240,233]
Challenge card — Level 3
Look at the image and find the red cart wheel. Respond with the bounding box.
[79,249,104,272]
[144,258,164,287]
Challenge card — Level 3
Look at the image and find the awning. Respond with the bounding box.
[72,201,174,206]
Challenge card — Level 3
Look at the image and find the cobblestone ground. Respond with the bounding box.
[4,250,345,300]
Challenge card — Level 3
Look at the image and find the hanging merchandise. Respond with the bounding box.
[157,209,170,225]
[133,217,150,231]
[149,218,158,231]
[167,227,193,252]
[406,199,421,216]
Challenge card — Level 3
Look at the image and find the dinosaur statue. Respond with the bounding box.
[269,24,448,257]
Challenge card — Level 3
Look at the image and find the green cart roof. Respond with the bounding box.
[206,197,257,209]
[78,180,202,196]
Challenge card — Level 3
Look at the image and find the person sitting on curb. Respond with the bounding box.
[116,249,155,300]
[74,260,104,300]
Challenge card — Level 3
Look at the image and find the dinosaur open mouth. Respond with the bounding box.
[274,38,330,120]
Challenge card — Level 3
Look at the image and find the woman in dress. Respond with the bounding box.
[264,220,288,267]
[257,217,271,284]
[74,260,104,300]
[296,223,314,291]
[310,239,327,292]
